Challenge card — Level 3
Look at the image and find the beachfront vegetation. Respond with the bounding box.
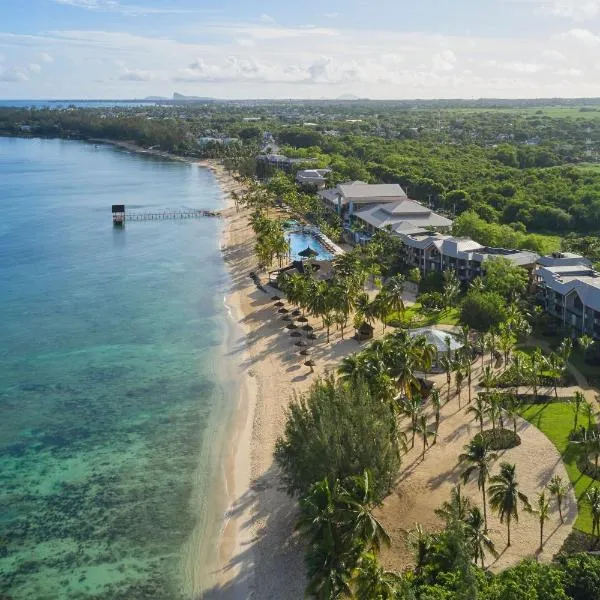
[274,377,402,500]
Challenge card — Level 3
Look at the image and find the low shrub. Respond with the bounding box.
[477,428,521,450]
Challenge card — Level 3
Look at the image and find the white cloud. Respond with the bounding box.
[40,52,54,63]
[542,49,566,60]
[259,14,276,24]
[118,67,156,81]
[513,0,600,21]
[559,27,600,45]
[29,63,42,73]
[432,49,457,71]
[53,0,209,16]
[488,59,546,73]
[0,67,29,82]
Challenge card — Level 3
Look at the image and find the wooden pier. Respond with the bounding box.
[112,204,220,224]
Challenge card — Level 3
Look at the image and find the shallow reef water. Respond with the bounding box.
[0,138,233,599]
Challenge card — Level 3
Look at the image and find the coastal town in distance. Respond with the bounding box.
[2,1,600,600]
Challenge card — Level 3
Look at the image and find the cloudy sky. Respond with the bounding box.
[1,0,600,99]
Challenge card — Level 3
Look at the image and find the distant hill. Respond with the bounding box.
[172,92,215,102]
[143,96,169,101]
[337,94,361,101]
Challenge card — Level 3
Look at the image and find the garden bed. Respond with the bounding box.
[478,428,521,450]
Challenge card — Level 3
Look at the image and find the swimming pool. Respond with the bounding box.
[286,230,335,261]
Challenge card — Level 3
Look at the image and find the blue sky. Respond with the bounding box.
[1,0,600,98]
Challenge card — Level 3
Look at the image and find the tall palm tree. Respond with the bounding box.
[547,353,564,400]
[587,486,600,539]
[350,552,403,600]
[530,491,551,550]
[488,462,531,546]
[466,394,486,434]
[399,396,422,449]
[431,388,442,444]
[440,353,453,403]
[465,506,498,568]
[528,348,544,404]
[579,334,595,357]
[558,337,573,368]
[416,414,435,460]
[406,524,432,575]
[547,475,568,524]
[340,471,391,553]
[384,274,406,319]
[455,364,465,409]
[435,484,471,523]
[460,436,498,530]
[485,393,501,432]
[480,365,496,396]
[498,324,516,367]
[572,390,586,432]
[484,331,497,366]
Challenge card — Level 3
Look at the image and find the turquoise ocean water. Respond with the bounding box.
[0,137,235,599]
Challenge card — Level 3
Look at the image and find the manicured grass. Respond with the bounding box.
[388,304,460,327]
[519,401,595,534]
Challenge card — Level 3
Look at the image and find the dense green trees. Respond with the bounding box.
[274,376,402,500]
[460,291,508,331]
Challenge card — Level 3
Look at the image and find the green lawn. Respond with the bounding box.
[520,401,595,534]
[388,304,460,327]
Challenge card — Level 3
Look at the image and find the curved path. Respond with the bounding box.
[376,366,578,573]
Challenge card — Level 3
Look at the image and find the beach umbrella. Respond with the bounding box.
[291,309,302,317]
[282,315,291,321]
[302,324,314,331]
[274,301,284,307]
[297,316,308,323]
[300,348,311,356]
[298,246,319,259]
[290,330,302,337]
[286,323,298,329]
[294,340,307,347]
[307,333,318,340]
[304,359,316,373]
[271,295,281,301]
[278,307,289,314]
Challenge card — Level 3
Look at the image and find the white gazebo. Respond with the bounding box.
[408,327,463,363]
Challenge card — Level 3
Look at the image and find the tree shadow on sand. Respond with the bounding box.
[202,464,306,600]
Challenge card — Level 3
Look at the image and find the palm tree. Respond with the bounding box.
[340,471,391,553]
[572,390,585,432]
[465,506,498,568]
[587,486,600,539]
[440,353,453,403]
[435,484,471,523]
[455,365,465,409]
[399,396,422,449]
[498,323,516,366]
[512,352,525,399]
[460,436,498,530]
[406,524,432,575]
[480,365,496,396]
[488,462,531,546]
[503,395,520,436]
[547,353,564,400]
[484,331,496,366]
[466,394,486,434]
[579,334,595,357]
[530,491,551,550]
[416,414,435,460]
[384,274,406,318]
[559,337,573,367]
[584,402,595,431]
[528,348,544,404]
[547,475,568,524]
[431,388,442,444]
[323,312,335,344]
[350,552,403,600]
[485,393,501,432]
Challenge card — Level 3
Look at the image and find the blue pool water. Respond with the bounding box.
[0,137,236,599]
[286,230,334,261]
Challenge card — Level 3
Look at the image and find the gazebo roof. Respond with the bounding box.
[298,246,319,258]
[408,327,463,353]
